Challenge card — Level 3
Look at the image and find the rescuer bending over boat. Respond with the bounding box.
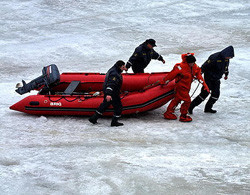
[126,39,165,73]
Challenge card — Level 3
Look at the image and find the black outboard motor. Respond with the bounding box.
[16,64,60,95]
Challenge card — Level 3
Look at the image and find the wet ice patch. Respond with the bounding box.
[0,158,20,166]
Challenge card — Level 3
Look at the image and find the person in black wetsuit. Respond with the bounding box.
[89,60,127,126]
[126,39,165,73]
[188,46,234,114]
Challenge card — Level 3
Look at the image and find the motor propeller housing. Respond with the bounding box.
[15,64,60,95]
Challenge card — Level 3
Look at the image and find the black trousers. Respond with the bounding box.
[97,94,122,117]
[199,75,221,100]
[190,73,222,111]
[190,75,221,110]
[132,65,145,73]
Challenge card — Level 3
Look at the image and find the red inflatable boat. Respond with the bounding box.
[10,65,175,116]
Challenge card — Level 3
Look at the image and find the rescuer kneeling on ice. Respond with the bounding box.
[89,60,127,126]
[161,53,209,122]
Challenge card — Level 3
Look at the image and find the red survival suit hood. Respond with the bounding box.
[181,53,195,63]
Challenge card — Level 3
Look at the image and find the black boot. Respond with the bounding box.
[204,108,217,113]
[89,112,101,124]
[111,117,123,127]
[189,96,204,114]
[204,97,217,113]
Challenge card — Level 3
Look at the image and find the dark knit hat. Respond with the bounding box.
[186,54,196,63]
[146,39,156,47]
[115,60,125,67]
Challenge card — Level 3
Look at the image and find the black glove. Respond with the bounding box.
[126,62,131,69]
[158,56,163,61]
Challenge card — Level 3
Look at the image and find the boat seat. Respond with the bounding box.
[63,81,80,95]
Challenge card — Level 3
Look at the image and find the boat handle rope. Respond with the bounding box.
[120,91,129,100]
[142,80,161,91]
[190,82,200,98]
[48,96,64,102]
[48,96,83,102]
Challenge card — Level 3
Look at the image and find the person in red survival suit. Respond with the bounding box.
[161,53,210,122]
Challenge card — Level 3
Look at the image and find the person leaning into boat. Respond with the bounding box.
[160,53,210,122]
[89,60,127,126]
[126,39,165,73]
[188,46,234,114]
